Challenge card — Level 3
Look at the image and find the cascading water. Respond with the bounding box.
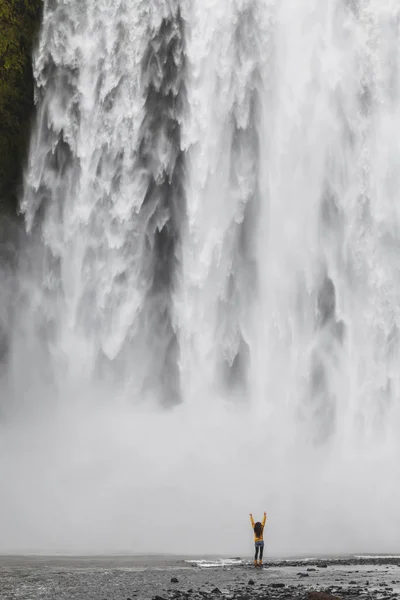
[1,0,400,556]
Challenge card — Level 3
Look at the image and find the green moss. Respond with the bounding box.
[0,0,43,215]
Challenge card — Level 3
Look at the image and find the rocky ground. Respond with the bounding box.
[0,556,400,600]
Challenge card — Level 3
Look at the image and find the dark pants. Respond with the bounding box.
[254,541,264,561]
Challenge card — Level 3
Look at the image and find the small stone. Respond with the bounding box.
[271,583,285,588]
[307,568,317,572]
[171,577,179,583]
[248,579,255,585]
[212,588,222,595]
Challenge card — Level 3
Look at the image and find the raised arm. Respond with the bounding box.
[249,513,255,528]
[262,512,267,527]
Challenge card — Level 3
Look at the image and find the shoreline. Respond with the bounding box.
[1,554,400,566]
[1,553,400,600]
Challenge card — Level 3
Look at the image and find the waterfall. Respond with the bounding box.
[1,0,400,555]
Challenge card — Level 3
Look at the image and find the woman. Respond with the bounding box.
[249,512,267,566]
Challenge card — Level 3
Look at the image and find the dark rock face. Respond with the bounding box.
[0,0,43,213]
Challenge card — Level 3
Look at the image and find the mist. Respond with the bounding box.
[1,392,400,556]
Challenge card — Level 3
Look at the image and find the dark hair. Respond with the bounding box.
[254,521,263,537]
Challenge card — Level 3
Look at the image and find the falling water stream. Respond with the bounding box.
[1,0,400,556]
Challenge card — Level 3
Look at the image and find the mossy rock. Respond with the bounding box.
[0,0,43,215]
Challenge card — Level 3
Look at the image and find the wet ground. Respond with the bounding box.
[1,555,400,600]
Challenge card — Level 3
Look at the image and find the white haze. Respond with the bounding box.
[1,0,400,556]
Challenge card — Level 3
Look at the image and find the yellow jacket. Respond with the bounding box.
[250,513,266,542]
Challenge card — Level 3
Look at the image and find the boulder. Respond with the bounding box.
[307,592,342,600]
